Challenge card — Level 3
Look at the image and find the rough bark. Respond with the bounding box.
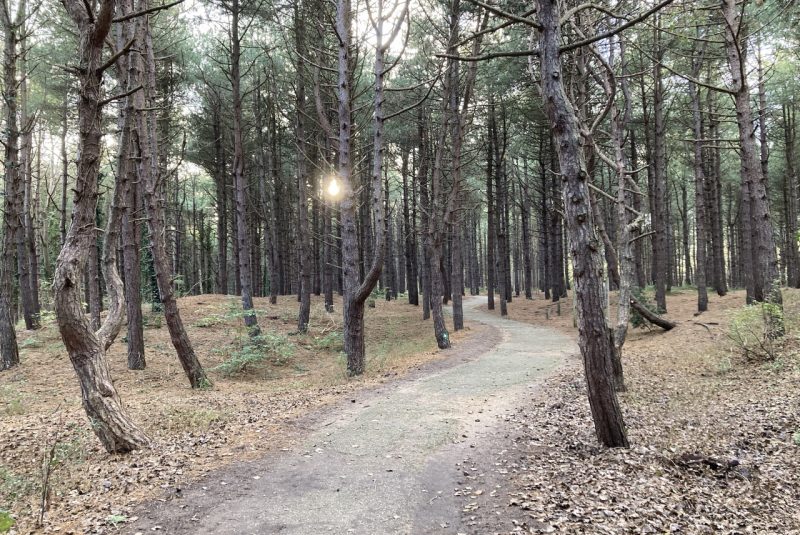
[486,118,496,310]
[402,147,419,305]
[536,0,628,448]
[3,0,38,331]
[689,41,708,312]
[229,0,260,335]
[490,96,507,316]
[722,0,782,318]
[418,112,432,321]
[133,2,209,388]
[116,3,144,368]
[295,1,311,332]
[783,103,800,287]
[53,0,149,452]
[335,0,390,374]
[651,20,668,312]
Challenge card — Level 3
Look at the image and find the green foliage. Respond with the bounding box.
[727,302,785,362]
[0,511,15,532]
[630,288,658,329]
[0,387,26,416]
[143,311,163,329]
[313,331,343,352]
[161,407,226,432]
[19,336,42,349]
[793,431,800,446]
[715,355,733,375]
[51,427,89,467]
[213,333,295,376]
[106,514,129,526]
[193,315,222,328]
[0,467,35,502]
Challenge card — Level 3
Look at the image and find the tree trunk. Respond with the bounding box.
[722,0,782,321]
[229,0,260,335]
[651,20,668,312]
[53,0,149,452]
[133,3,209,388]
[336,0,388,374]
[536,0,628,448]
[521,160,533,299]
[486,116,496,310]
[689,43,708,312]
[402,147,419,305]
[115,6,145,367]
[419,113,432,321]
[295,1,312,332]
[490,96,507,316]
[783,103,800,287]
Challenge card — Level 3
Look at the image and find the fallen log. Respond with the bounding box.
[630,296,676,331]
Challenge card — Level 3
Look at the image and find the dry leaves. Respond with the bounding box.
[0,294,467,534]
[461,289,800,534]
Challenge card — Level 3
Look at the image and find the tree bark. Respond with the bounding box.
[536,0,628,448]
[490,96,507,316]
[133,2,209,388]
[335,0,390,374]
[651,19,668,312]
[295,1,312,332]
[402,146,419,305]
[722,0,782,319]
[783,103,800,287]
[486,117,496,309]
[689,41,708,312]
[229,0,260,335]
[53,0,149,452]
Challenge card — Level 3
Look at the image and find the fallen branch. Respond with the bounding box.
[631,296,676,331]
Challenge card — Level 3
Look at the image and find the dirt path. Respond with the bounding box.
[127,297,576,535]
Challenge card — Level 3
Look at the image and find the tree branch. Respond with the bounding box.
[112,0,184,23]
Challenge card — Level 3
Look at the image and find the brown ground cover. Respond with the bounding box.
[462,288,800,534]
[0,294,470,534]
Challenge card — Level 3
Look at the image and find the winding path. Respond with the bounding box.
[128,297,576,534]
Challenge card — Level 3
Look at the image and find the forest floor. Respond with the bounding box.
[459,287,800,534]
[3,288,799,534]
[123,295,574,535]
[0,294,473,534]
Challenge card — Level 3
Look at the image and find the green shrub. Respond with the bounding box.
[19,337,41,349]
[143,311,163,329]
[727,302,784,362]
[0,511,15,532]
[313,331,343,352]
[213,333,295,376]
[193,315,221,328]
[161,407,227,432]
[0,467,35,502]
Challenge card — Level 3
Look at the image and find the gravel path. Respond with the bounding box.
[127,297,576,535]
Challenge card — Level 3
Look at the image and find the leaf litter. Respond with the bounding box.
[462,289,800,534]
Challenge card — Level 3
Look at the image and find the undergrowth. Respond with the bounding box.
[213,333,295,376]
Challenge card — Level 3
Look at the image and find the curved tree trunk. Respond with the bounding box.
[335,0,391,375]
